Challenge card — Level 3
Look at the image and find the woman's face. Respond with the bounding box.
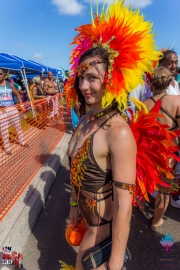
[78,56,106,106]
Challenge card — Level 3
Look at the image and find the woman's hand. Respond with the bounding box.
[69,206,79,227]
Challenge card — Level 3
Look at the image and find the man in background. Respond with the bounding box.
[159,50,180,95]
[43,72,59,122]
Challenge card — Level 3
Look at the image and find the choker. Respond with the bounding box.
[77,106,116,138]
[88,106,116,122]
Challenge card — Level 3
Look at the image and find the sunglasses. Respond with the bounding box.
[0,73,4,75]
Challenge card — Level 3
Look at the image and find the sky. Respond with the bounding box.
[0,0,180,75]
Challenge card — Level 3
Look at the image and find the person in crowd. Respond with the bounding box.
[159,50,180,95]
[43,71,59,122]
[5,77,21,104]
[70,101,80,129]
[0,68,29,155]
[60,1,170,269]
[16,75,28,102]
[159,50,180,207]
[40,73,45,87]
[28,78,35,101]
[142,66,180,229]
[32,76,47,128]
[58,79,64,93]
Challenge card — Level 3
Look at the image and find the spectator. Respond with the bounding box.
[43,72,59,123]
[16,75,28,102]
[0,69,29,155]
[32,76,47,128]
[5,77,21,104]
[58,79,64,93]
[159,50,180,95]
[142,66,180,229]
[28,78,35,101]
[40,73,45,87]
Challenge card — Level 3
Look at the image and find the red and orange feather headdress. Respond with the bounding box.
[65,0,162,111]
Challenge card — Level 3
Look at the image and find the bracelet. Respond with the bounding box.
[70,201,78,207]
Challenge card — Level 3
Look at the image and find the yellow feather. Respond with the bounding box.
[59,260,75,270]
[130,98,149,114]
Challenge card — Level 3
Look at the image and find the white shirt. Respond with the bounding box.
[166,80,180,95]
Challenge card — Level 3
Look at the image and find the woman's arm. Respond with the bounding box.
[11,83,23,104]
[108,123,136,270]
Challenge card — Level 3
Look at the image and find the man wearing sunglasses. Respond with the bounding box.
[0,69,29,155]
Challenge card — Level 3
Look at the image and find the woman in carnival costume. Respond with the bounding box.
[60,1,179,269]
[143,66,180,229]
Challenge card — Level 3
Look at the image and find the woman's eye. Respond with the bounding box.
[79,75,84,80]
[89,75,97,80]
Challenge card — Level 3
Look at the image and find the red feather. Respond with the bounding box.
[130,102,179,205]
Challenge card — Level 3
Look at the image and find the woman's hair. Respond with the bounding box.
[150,66,172,95]
[33,76,41,84]
[75,47,109,116]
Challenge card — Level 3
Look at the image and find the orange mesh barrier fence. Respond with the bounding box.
[0,93,72,220]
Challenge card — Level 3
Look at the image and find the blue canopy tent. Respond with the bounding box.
[47,67,62,77]
[0,53,63,105]
[0,55,22,74]
[0,53,43,74]
[28,60,48,74]
[0,53,44,109]
[0,53,44,116]
[28,60,63,83]
[29,59,62,78]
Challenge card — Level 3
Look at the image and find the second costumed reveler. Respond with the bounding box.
[60,0,180,269]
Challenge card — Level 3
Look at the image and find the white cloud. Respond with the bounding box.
[52,0,152,16]
[84,0,153,9]
[51,0,86,15]
[124,0,153,8]
[33,53,44,60]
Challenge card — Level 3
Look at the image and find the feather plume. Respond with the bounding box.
[65,0,162,111]
[130,101,179,204]
[59,260,75,270]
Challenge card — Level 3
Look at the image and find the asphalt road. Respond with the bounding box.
[23,156,180,270]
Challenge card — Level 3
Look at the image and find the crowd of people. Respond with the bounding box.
[0,69,65,155]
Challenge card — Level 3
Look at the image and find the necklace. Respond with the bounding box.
[76,106,116,138]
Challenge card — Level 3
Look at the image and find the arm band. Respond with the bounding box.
[113,180,135,195]
[70,201,78,207]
